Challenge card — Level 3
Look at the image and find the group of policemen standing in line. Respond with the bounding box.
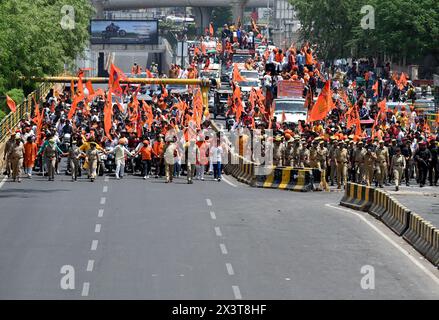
[271,134,438,191]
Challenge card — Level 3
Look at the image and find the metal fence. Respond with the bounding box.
[0,82,53,143]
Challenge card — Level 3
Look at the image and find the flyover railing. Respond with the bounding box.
[0,81,53,144]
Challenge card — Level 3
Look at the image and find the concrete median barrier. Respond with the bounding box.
[340,183,374,212]
[340,185,438,267]
[254,167,314,192]
[403,213,439,267]
[381,196,410,236]
[368,188,389,219]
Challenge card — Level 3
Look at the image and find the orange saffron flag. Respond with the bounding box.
[372,81,378,96]
[86,80,95,96]
[6,95,16,113]
[104,90,113,139]
[209,23,214,36]
[308,81,334,122]
[232,64,246,82]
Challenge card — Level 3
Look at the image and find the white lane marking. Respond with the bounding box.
[100,197,106,205]
[98,209,104,218]
[226,263,234,275]
[86,260,94,272]
[220,243,228,255]
[95,224,101,233]
[103,186,108,193]
[104,176,109,182]
[325,204,439,285]
[206,198,212,206]
[0,176,7,189]
[210,211,216,220]
[91,240,98,251]
[81,282,90,297]
[214,227,222,237]
[221,175,237,188]
[232,285,242,299]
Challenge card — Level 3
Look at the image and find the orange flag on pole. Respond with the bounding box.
[6,95,16,113]
[86,80,95,96]
[209,23,214,36]
[104,90,113,139]
[232,63,246,82]
[308,80,334,122]
[378,99,387,114]
[109,63,127,95]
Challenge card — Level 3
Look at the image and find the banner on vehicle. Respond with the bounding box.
[277,80,304,98]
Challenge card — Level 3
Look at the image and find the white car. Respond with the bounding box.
[273,98,308,124]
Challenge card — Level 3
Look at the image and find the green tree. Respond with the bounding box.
[289,0,439,65]
[211,7,233,32]
[0,0,93,118]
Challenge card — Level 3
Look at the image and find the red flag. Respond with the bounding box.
[209,23,214,36]
[109,63,127,95]
[308,81,334,122]
[6,95,16,113]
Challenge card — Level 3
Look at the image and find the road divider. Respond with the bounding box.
[340,183,438,268]
[340,182,374,211]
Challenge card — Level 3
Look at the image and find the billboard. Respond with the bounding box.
[90,20,158,45]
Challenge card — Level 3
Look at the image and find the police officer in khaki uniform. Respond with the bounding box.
[390,147,406,191]
[352,141,366,183]
[328,139,338,186]
[375,140,389,188]
[9,133,25,182]
[284,137,295,167]
[86,142,100,182]
[335,140,349,189]
[291,136,302,168]
[3,132,16,177]
[273,135,284,166]
[363,145,377,186]
[309,139,320,169]
[317,139,327,167]
[299,139,310,168]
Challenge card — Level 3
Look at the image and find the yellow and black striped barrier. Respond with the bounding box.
[403,213,439,268]
[341,185,438,268]
[381,196,411,236]
[254,167,314,192]
[368,188,389,219]
[340,183,374,212]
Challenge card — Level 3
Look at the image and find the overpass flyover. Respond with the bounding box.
[93,0,275,30]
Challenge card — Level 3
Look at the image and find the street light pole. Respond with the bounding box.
[181,7,187,68]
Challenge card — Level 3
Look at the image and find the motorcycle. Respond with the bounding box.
[103,147,116,174]
[102,25,127,40]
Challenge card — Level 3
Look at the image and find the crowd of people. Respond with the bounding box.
[2,21,437,191]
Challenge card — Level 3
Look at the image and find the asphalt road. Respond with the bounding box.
[0,164,438,300]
